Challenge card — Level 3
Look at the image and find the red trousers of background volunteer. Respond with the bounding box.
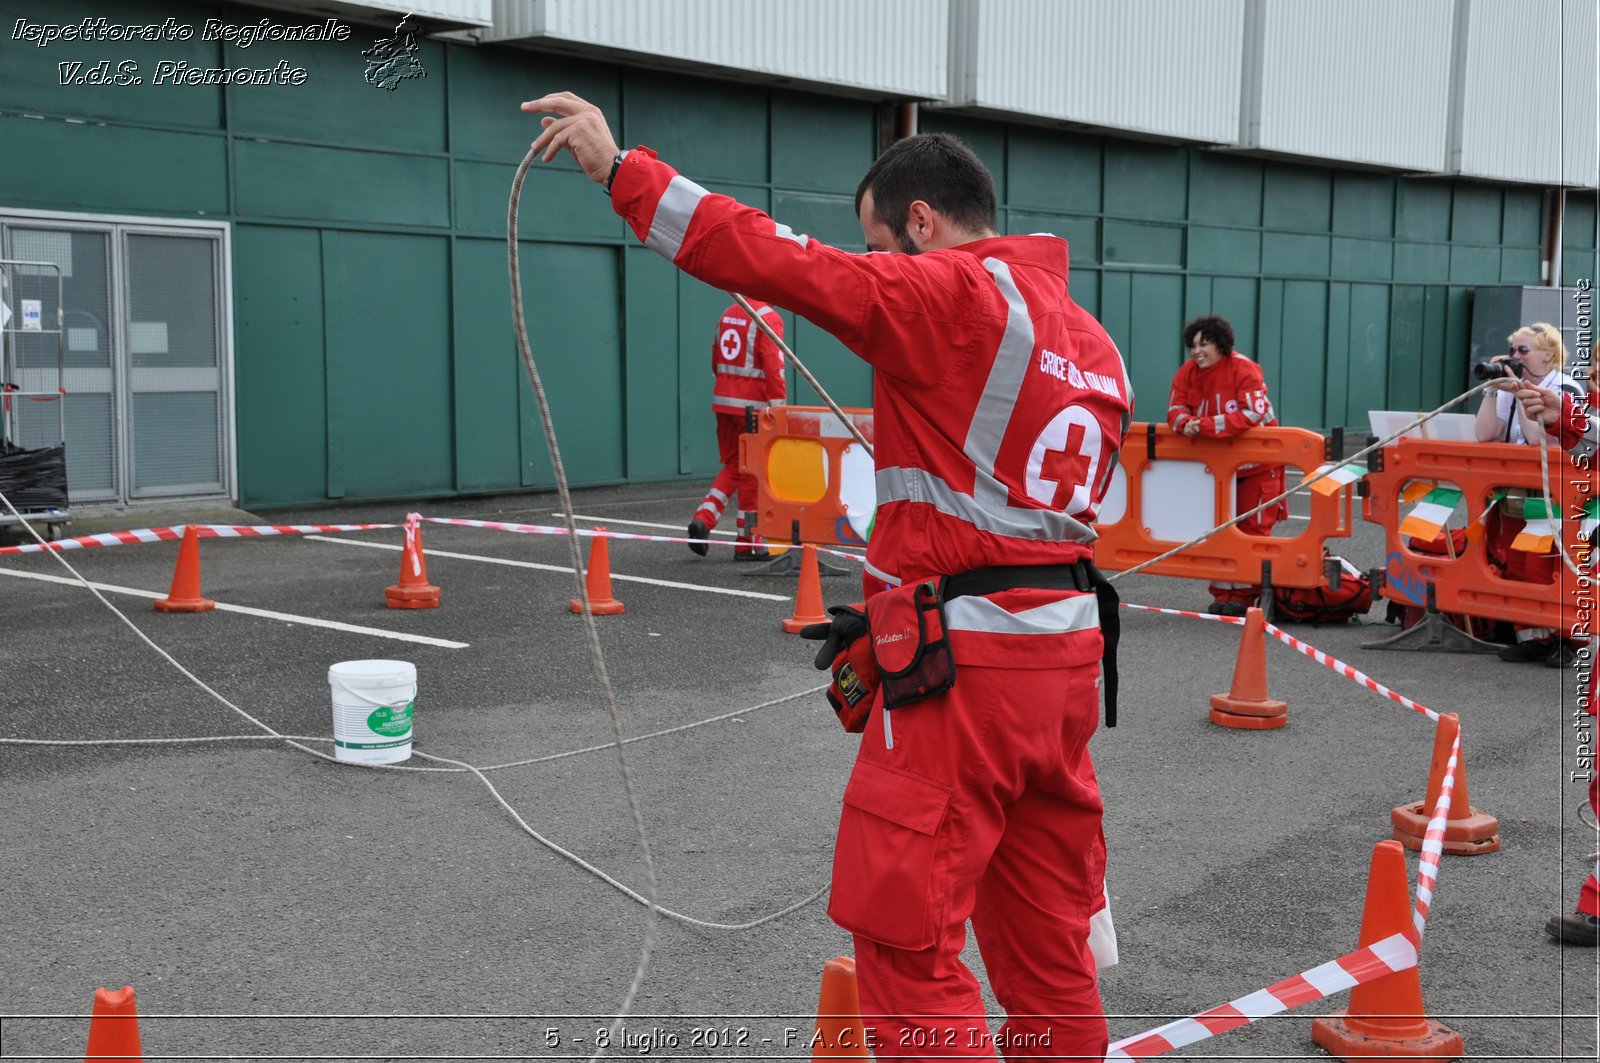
[1583,775,1600,919]
[1209,465,1287,606]
[693,414,757,532]
[830,599,1108,1060]
[1484,507,1558,639]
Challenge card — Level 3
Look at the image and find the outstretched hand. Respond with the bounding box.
[521,92,621,185]
[1515,383,1564,429]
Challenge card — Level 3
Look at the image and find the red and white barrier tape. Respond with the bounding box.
[0,522,397,556]
[1260,619,1443,724]
[1411,733,1458,937]
[420,515,867,562]
[1106,931,1418,1060]
[1121,603,1247,624]
[1109,603,1466,1059]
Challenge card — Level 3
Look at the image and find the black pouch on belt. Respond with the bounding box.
[865,578,955,711]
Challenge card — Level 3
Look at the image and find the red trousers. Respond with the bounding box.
[1209,465,1287,605]
[1485,507,1559,641]
[829,594,1107,1060]
[693,413,755,531]
[1581,773,1600,918]
[1580,662,1599,918]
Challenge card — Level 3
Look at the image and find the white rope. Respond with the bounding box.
[1105,379,1502,584]
[0,486,833,933]
[731,292,873,456]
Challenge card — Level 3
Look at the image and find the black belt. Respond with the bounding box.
[943,561,1120,727]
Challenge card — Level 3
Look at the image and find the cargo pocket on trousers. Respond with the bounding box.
[828,759,953,951]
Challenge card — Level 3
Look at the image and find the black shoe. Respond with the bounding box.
[1499,638,1554,663]
[1545,911,1600,945]
[1545,641,1578,668]
[1207,600,1248,618]
[687,519,710,557]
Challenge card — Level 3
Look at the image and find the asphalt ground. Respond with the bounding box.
[1,484,1596,1062]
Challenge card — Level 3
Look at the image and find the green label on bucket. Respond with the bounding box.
[366,701,414,737]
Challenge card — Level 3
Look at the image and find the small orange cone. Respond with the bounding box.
[812,955,869,1060]
[1391,712,1500,855]
[569,528,625,615]
[85,985,143,1062]
[1311,841,1464,1060]
[153,525,215,613]
[781,544,828,634]
[386,516,440,609]
[1208,606,1286,729]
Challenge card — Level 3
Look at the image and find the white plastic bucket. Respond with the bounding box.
[328,660,416,765]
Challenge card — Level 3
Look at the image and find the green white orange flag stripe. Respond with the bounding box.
[1398,486,1462,541]
[1303,463,1364,496]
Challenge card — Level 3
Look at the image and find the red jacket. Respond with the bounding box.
[711,300,786,415]
[611,147,1133,589]
[1167,352,1277,438]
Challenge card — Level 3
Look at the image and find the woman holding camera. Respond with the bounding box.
[1474,322,1584,666]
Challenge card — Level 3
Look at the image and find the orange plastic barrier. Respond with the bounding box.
[1362,438,1592,631]
[1093,423,1356,589]
[740,405,876,548]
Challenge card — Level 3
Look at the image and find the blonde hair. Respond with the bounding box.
[1509,322,1566,367]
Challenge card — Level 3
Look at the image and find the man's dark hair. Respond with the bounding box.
[1181,315,1236,357]
[855,133,998,250]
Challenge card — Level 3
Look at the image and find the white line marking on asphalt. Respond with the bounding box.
[555,512,737,537]
[0,568,471,648]
[306,536,792,602]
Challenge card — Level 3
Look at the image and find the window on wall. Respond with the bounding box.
[0,214,232,506]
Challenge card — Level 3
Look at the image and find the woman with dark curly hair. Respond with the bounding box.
[1167,315,1285,615]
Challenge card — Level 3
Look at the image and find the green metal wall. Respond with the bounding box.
[4,0,1595,509]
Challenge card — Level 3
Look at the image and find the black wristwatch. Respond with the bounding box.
[603,151,626,196]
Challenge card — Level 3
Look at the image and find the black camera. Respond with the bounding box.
[1472,359,1525,382]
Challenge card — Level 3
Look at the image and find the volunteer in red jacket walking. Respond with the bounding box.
[1166,314,1285,615]
[524,91,1132,1059]
[688,299,787,559]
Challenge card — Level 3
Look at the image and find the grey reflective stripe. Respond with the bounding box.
[1242,408,1262,425]
[645,175,710,261]
[863,558,901,587]
[876,465,1098,542]
[716,364,767,379]
[965,259,1036,515]
[774,222,809,247]
[713,389,770,408]
[945,592,1099,635]
[1212,414,1226,434]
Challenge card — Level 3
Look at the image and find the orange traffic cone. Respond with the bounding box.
[1311,841,1464,1060]
[1391,712,1500,855]
[812,956,869,1060]
[781,544,828,634]
[1208,606,1287,729]
[386,517,440,609]
[569,529,625,615]
[85,985,143,1062]
[153,525,215,613]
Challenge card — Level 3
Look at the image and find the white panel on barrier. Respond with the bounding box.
[1142,461,1216,542]
[1097,464,1127,527]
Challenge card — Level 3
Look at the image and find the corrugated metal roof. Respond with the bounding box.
[1455,0,1597,188]
[484,0,947,99]
[236,0,493,29]
[1246,0,1455,172]
[944,0,1245,144]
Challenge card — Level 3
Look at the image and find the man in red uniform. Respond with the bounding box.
[688,299,786,559]
[1166,314,1285,616]
[525,92,1132,1059]
[1518,378,1599,945]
